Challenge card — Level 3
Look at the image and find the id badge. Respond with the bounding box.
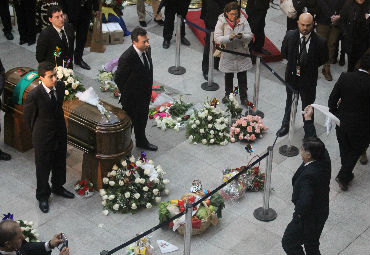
[296,66,301,77]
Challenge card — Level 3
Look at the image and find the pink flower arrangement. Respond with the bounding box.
[230,115,268,142]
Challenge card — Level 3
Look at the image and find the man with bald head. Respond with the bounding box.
[277,13,328,137]
[0,220,69,255]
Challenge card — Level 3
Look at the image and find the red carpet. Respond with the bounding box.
[186,10,282,63]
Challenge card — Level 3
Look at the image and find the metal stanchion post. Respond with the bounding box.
[201,32,219,91]
[254,146,277,221]
[250,56,264,118]
[100,251,109,255]
[169,15,186,75]
[279,92,300,157]
[183,204,193,255]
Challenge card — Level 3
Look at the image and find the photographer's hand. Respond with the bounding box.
[50,233,63,248]
[59,247,70,255]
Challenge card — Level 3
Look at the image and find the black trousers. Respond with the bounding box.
[35,140,67,200]
[124,107,149,146]
[163,1,189,41]
[282,214,328,255]
[347,46,367,72]
[13,0,37,41]
[336,127,369,183]
[282,83,316,127]
[224,71,248,99]
[70,10,91,61]
[201,29,220,75]
[0,0,12,34]
[246,9,267,51]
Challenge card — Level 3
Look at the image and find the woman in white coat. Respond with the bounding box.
[214,2,253,106]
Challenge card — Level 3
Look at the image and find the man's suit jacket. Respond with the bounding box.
[23,81,67,151]
[328,70,370,137]
[0,58,5,106]
[114,45,153,117]
[36,24,74,68]
[292,120,331,221]
[281,29,328,91]
[19,240,51,255]
[60,0,98,21]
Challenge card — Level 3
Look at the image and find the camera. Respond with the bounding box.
[57,233,68,251]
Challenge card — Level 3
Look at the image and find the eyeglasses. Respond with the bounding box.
[227,12,238,17]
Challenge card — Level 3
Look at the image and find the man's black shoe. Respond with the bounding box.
[276,126,289,137]
[28,40,36,46]
[335,177,348,191]
[75,59,91,70]
[39,199,49,213]
[203,73,208,81]
[52,187,75,199]
[255,48,271,55]
[137,142,158,151]
[139,21,147,27]
[0,150,11,161]
[4,31,13,40]
[339,53,345,66]
[181,37,190,46]
[19,39,27,45]
[154,19,164,26]
[163,40,170,49]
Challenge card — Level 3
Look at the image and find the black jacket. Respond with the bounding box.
[19,240,51,255]
[0,58,4,106]
[201,0,236,29]
[316,0,346,25]
[292,0,318,16]
[23,81,67,151]
[281,29,328,90]
[245,0,270,12]
[59,0,99,21]
[36,24,75,68]
[292,120,331,219]
[328,70,370,137]
[114,46,153,115]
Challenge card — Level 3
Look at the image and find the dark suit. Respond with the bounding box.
[36,24,75,68]
[114,45,153,146]
[60,0,99,61]
[281,29,328,127]
[287,0,317,31]
[19,240,51,255]
[0,0,12,34]
[0,59,5,135]
[23,81,67,200]
[13,0,37,42]
[328,70,370,184]
[282,120,331,254]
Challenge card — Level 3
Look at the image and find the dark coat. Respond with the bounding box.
[292,120,331,219]
[328,70,370,137]
[245,0,270,12]
[0,58,4,106]
[281,29,328,90]
[36,23,75,68]
[292,0,318,16]
[316,0,346,25]
[200,0,235,29]
[59,0,98,21]
[23,81,67,151]
[19,240,51,255]
[114,45,153,116]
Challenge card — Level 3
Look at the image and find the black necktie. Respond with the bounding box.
[50,90,57,105]
[60,29,68,49]
[142,52,150,70]
[299,36,308,66]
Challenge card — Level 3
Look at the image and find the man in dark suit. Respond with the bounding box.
[36,5,75,69]
[0,220,69,255]
[245,0,271,55]
[277,13,328,137]
[0,0,14,40]
[60,0,99,70]
[13,0,37,45]
[115,27,158,151]
[328,54,370,191]
[0,58,11,161]
[282,105,331,255]
[284,0,317,31]
[23,62,75,213]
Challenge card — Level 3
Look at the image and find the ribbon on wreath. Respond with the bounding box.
[2,213,14,221]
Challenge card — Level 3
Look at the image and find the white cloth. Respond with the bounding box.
[304,160,315,167]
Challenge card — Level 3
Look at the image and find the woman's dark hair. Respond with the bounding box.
[224,2,240,19]
[47,5,63,19]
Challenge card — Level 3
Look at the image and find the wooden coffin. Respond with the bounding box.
[1,67,133,189]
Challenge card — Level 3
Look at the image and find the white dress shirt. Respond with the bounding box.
[41,83,57,100]
[133,44,150,69]
[53,25,69,45]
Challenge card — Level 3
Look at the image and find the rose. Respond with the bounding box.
[110,170,117,176]
[200,129,204,134]
[153,178,159,183]
[143,186,149,191]
[155,197,161,203]
[247,126,253,133]
[144,168,150,176]
[102,210,109,216]
[210,139,214,144]
[121,160,127,167]
[208,124,212,128]
[210,134,214,138]
[242,121,247,127]
[235,128,240,134]
[72,83,78,89]
[231,137,236,143]
[195,120,200,125]
[99,189,106,196]
[103,178,109,184]
[250,134,256,141]
[113,204,120,210]
[208,116,212,121]
[136,161,142,167]
[67,76,74,84]
[65,90,69,96]
[164,189,169,195]
[119,180,124,186]
[131,203,137,210]
[108,195,115,200]
[135,178,140,183]
[134,193,140,199]
[140,178,145,184]
[239,134,244,140]
[102,200,107,206]
[129,156,135,162]
[57,71,63,79]
[191,124,196,129]
[153,189,159,195]
[102,195,108,200]
[146,203,152,208]
[124,192,130,198]
[109,181,115,186]
[125,170,131,176]
[202,139,207,145]
[163,179,170,184]
[210,130,214,135]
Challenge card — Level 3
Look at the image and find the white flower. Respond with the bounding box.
[210,130,215,135]
[188,135,193,141]
[204,110,208,115]
[153,189,159,195]
[143,186,149,191]
[129,155,135,162]
[143,168,150,176]
[28,221,33,226]
[202,139,207,145]
[140,178,146,184]
[125,170,131,176]
[220,132,224,137]
[134,193,140,199]
[99,189,106,196]
[121,160,127,167]
[136,161,142,167]
[229,94,235,100]
[148,160,154,164]
[124,192,130,198]
[208,124,212,128]
[103,178,109,184]
[25,237,29,242]
[67,76,74,84]
[163,179,170,184]
[195,120,200,125]
[25,227,30,231]
[57,71,63,79]
[164,189,169,195]
[65,90,69,95]
[21,227,25,231]
[155,197,161,203]
[191,124,196,129]
[112,164,118,170]
[109,181,115,186]
[159,106,166,112]
[174,125,180,132]
[146,203,152,208]
[135,178,141,183]
[102,210,109,216]
[208,115,212,121]
[210,139,214,144]
[108,195,115,200]
[200,129,204,134]
[119,180,124,186]
[131,203,137,210]
[102,195,108,200]
[102,200,107,206]
[98,224,104,228]
[153,178,159,183]
[113,204,120,210]
[110,170,117,176]
[210,134,214,138]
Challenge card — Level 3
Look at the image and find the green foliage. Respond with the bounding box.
[210,193,225,218]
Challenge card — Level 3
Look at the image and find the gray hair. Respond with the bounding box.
[0,220,19,247]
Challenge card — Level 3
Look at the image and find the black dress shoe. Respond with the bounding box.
[19,39,27,45]
[52,187,75,199]
[181,37,191,46]
[75,59,91,70]
[137,142,158,151]
[255,48,271,55]
[154,19,164,26]
[276,126,289,137]
[163,40,170,49]
[39,199,49,213]
[139,21,147,27]
[4,31,14,40]
[0,150,11,161]
[335,177,348,191]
